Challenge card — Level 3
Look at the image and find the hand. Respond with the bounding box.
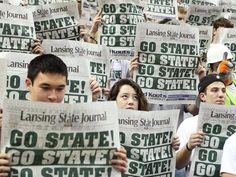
[187,130,204,150]
[111,147,128,173]
[90,10,104,36]
[128,57,138,78]
[217,60,234,85]
[31,38,44,54]
[0,153,10,177]
[195,63,206,81]
[172,136,180,151]
[90,79,101,101]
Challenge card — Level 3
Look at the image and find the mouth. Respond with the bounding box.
[216,100,225,104]
[126,107,134,110]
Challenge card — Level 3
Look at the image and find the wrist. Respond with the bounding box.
[186,143,193,151]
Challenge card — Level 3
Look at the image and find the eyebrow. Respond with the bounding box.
[39,83,66,88]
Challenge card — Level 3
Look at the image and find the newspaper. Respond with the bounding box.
[0,52,92,103]
[216,28,236,77]
[42,39,111,100]
[0,4,36,53]
[190,0,220,6]
[186,4,222,26]
[134,22,199,104]
[1,99,121,177]
[81,0,100,25]
[196,25,212,63]
[189,103,236,177]
[144,0,177,20]
[98,0,145,60]
[119,109,179,177]
[31,2,81,40]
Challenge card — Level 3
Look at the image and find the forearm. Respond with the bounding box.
[176,145,192,169]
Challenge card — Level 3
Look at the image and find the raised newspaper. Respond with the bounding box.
[1,99,121,177]
[0,4,36,52]
[42,39,110,100]
[119,109,179,177]
[134,22,199,104]
[189,103,236,177]
[0,52,92,103]
[31,2,81,40]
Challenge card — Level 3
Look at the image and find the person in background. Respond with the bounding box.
[207,43,236,105]
[176,74,226,176]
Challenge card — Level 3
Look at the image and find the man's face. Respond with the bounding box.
[200,81,226,105]
[25,72,66,103]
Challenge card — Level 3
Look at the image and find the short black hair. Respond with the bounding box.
[27,54,68,84]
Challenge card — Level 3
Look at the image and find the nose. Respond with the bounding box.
[218,90,225,98]
[48,90,57,102]
[127,97,134,105]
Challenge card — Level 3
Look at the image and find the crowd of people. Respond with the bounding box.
[0,0,236,177]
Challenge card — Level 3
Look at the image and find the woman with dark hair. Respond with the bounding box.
[108,79,180,151]
[108,79,149,111]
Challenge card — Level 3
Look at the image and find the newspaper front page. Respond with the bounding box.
[31,2,81,40]
[119,109,179,177]
[0,52,92,103]
[98,0,145,60]
[42,39,110,100]
[216,28,236,77]
[189,103,236,177]
[0,4,36,52]
[134,22,199,104]
[1,99,121,177]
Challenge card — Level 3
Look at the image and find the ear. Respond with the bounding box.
[199,92,206,102]
[25,78,32,91]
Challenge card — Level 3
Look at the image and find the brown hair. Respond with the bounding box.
[213,17,234,30]
[108,79,149,111]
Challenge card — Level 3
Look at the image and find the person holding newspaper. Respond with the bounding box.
[207,43,236,105]
[176,74,226,176]
[0,54,128,176]
[108,78,180,150]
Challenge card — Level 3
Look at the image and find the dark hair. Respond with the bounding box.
[108,79,149,111]
[213,17,234,30]
[27,54,68,84]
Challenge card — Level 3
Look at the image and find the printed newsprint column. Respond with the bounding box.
[196,25,212,65]
[134,22,199,104]
[1,100,121,177]
[229,5,236,26]
[119,109,179,177]
[31,1,81,40]
[0,58,7,106]
[81,0,100,25]
[0,52,92,103]
[220,0,233,18]
[42,39,111,100]
[190,0,220,6]
[98,0,145,60]
[216,28,236,77]
[189,103,236,177]
[0,4,36,53]
[144,0,177,21]
[186,5,222,26]
[4,0,76,6]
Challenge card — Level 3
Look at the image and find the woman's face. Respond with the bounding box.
[116,85,139,110]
